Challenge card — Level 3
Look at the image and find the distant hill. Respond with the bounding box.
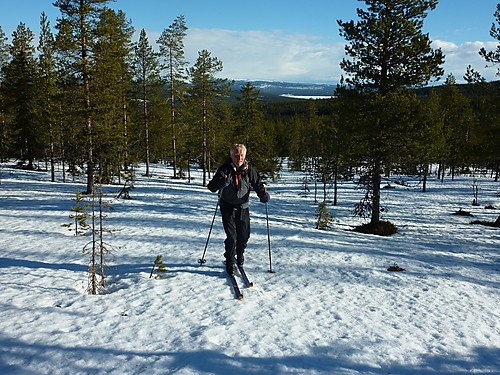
[229,80,337,102]
[226,79,500,103]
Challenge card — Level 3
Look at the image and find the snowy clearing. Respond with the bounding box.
[0,162,499,375]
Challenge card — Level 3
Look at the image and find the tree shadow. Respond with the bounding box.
[0,257,87,273]
[0,336,498,374]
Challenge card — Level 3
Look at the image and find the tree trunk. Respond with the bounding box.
[422,163,428,193]
[333,164,338,206]
[371,157,381,224]
[202,96,207,186]
[170,51,178,179]
[143,79,150,177]
[81,6,94,195]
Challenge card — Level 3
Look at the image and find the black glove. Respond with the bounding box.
[259,192,270,203]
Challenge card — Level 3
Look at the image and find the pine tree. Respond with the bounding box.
[93,8,134,183]
[236,82,263,144]
[53,0,110,194]
[149,255,168,279]
[188,50,232,186]
[337,0,444,226]
[479,4,500,181]
[157,15,188,179]
[411,90,445,192]
[68,189,90,236]
[0,26,10,161]
[38,12,59,181]
[463,65,486,84]
[479,3,500,77]
[320,91,356,205]
[2,23,41,169]
[132,29,161,178]
[236,82,278,178]
[438,74,476,181]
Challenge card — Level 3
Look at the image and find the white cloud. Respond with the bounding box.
[145,27,499,84]
[184,28,346,83]
[433,40,499,82]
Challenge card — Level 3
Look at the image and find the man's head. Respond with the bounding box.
[230,143,247,169]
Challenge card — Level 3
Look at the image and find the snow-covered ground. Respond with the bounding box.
[0,161,499,375]
[280,94,334,99]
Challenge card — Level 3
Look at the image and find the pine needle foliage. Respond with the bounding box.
[67,189,90,236]
[150,255,168,279]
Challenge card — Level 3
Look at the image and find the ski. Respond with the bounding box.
[227,272,243,300]
[237,265,254,288]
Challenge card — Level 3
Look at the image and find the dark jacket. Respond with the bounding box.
[207,158,266,209]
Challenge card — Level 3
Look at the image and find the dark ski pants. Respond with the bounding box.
[220,205,250,266]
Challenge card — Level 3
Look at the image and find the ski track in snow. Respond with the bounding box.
[0,162,499,375]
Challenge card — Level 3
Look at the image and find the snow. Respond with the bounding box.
[1,161,499,375]
[280,94,333,100]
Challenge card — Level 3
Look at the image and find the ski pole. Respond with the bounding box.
[265,202,275,273]
[198,190,222,265]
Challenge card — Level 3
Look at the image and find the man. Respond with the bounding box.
[207,144,270,275]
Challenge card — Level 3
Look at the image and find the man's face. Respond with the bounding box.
[231,147,246,168]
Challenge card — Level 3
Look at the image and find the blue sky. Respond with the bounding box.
[1,0,499,83]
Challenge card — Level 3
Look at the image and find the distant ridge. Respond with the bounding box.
[228,79,500,102]
[230,80,337,101]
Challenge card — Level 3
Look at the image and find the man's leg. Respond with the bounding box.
[221,206,237,273]
[236,208,250,266]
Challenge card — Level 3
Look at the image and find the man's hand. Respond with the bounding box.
[259,192,270,203]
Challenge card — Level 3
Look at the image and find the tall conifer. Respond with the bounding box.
[157,15,188,179]
[93,8,134,182]
[337,0,444,226]
[53,0,111,193]
[0,26,10,160]
[3,23,40,169]
[188,50,232,186]
[132,29,161,177]
[38,12,59,181]
[479,3,500,76]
